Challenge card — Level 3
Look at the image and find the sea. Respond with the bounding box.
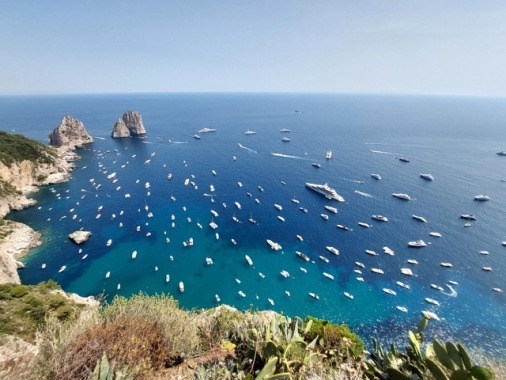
[1,93,506,356]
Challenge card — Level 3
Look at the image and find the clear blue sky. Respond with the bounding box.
[1,1,505,96]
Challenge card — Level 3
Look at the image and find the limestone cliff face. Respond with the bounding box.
[48,115,94,149]
[111,111,146,138]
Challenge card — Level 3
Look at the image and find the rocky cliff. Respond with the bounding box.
[48,115,94,149]
[111,111,146,138]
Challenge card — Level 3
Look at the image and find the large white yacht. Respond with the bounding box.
[296,251,310,262]
[371,215,388,222]
[420,173,434,181]
[392,193,412,201]
[408,240,427,248]
[326,246,339,255]
[266,239,282,250]
[474,194,490,201]
[198,127,216,133]
[412,215,427,223]
[306,182,345,202]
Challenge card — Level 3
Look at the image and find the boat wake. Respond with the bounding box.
[271,153,311,160]
[94,136,106,140]
[169,139,188,144]
[237,143,258,154]
[142,141,155,144]
[354,190,373,198]
[369,150,394,154]
[442,285,457,297]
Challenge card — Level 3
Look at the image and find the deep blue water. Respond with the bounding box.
[2,93,506,354]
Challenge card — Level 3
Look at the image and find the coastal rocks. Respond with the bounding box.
[111,111,146,138]
[49,115,94,149]
[0,221,41,284]
[68,230,92,244]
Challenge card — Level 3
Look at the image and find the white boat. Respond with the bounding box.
[235,201,242,209]
[422,310,440,320]
[408,240,427,248]
[296,251,310,262]
[179,282,185,292]
[266,239,282,250]
[209,222,218,230]
[344,292,354,299]
[309,292,320,300]
[280,128,291,132]
[280,270,290,278]
[326,246,339,255]
[399,157,410,162]
[215,233,219,240]
[268,298,275,306]
[431,284,444,291]
[245,255,253,265]
[232,215,240,223]
[258,185,264,192]
[248,216,257,224]
[296,235,303,241]
[355,262,365,268]
[324,205,338,214]
[299,207,308,213]
[319,255,329,263]
[323,272,334,280]
[58,265,66,273]
[210,210,219,217]
[210,185,215,192]
[396,281,410,289]
[383,247,395,256]
[358,222,371,228]
[497,151,506,156]
[429,232,442,238]
[193,134,201,139]
[277,215,285,222]
[274,204,283,211]
[365,249,378,256]
[474,194,490,201]
[167,173,172,180]
[371,268,384,274]
[291,198,300,204]
[183,238,194,247]
[198,127,216,133]
[106,239,112,247]
[326,150,332,159]
[104,271,111,279]
[132,251,137,259]
[300,267,307,273]
[165,275,170,283]
[237,182,243,188]
[231,239,237,245]
[306,182,345,202]
[312,162,321,168]
[392,193,412,201]
[482,267,492,271]
[425,298,440,306]
[281,137,291,142]
[184,178,190,186]
[238,291,246,297]
[371,215,388,222]
[401,268,413,276]
[412,215,427,223]
[440,262,453,268]
[371,173,382,180]
[407,259,419,265]
[206,257,214,265]
[460,214,477,220]
[244,130,256,135]
[337,224,351,231]
[321,213,329,220]
[396,306,408,313]
[383,288,396,296]
[420,173,434,181]
[493,288,503,292]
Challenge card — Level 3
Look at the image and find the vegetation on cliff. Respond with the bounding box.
[0,131,57,168]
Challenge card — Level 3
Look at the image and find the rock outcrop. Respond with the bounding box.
[0,221,41,284]
[111,111,146,138]
[68,230,91,244]
[49,115,94,149]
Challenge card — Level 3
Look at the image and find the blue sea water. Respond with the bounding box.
[2,93,506,355]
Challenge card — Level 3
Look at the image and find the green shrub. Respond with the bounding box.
[36,173,48,182]
[55,305,74,321]
[48,294,67,310]
[10,285,29,298]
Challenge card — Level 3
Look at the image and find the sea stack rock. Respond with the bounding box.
[68,230,92,244]
[111,111,146,138]
[49,115,94,149]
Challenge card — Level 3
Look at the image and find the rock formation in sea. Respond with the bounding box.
[111,111,146,138]
[68,231,92,244]
[49,115,94,149]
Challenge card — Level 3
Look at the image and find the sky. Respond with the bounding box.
[1,1,506,96]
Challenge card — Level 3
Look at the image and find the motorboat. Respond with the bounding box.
[422,310,440,320]
[237,182,243,188]
[321,213,329,220]
[319,255,330,263]
[429,232,442,238]
[210,210,219,218]
[396,306,408,313]
[431,284,444,291]
[365,249,378,256]
[401,268,413,276]
[231,239,237,245]
[407,259,418,265]
[392,193,412,201]
[383,247,395,255]
[412,215,427,223]
[324,205,338,214]
[425,298,440,306]
[105,271,110,279]
[383,288,396,296]
[355,262,365,268]
[336,224,350,231]
[245,255,253,266]
[258,185,264,192]
[292,198,300,204]
[211,170,217,175]
[131,251,137,259]
[106,239,112,247]
[179,282,185,292]
[309,292,320,300]
[358,222,371,228]
[167,173,172,180]
[274,204,283,211]
[193,134,201,139]
[238,291,246,297]
[408,240,427,248]
[326,246,339,255]
[396,281,410,289]
[183,238,194,247]
[482,267,492,271]
[215,294,221,302]
[399,157,410,162]
[440,262,453,268]
[232,215,240,223]
[323,272,334,280]
[58,266,66,273]
[280,128,291,133]
[312,162,321,168]
[326,150,332,159]
[371,215,388,222]
[235,202,242,209]
[280,270,290,278]
[206,257,214,265]
[420,173,434,181]
[165,275,170,283]
[305,182,345,202]
[296,251,310,262]
[344,292,354,299]
[282,137,291,142]
[474,194,490,201]
[268,299,275,306]
[496,151,506,156]
[371,268,384,274]
[277,216,285,222]
[299,207,308,213]
[296,235,303,241]
[266,239,282,250]
[371,173,382,180]
[460,214,477,220]
[244,130,256,135]
[198,127,216,133]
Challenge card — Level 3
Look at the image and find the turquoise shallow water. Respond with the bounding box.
[2,93,506,354]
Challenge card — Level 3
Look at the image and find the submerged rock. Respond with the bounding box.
[111,111,146,138]
[48,115,94,149]
[68,230,92,244]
